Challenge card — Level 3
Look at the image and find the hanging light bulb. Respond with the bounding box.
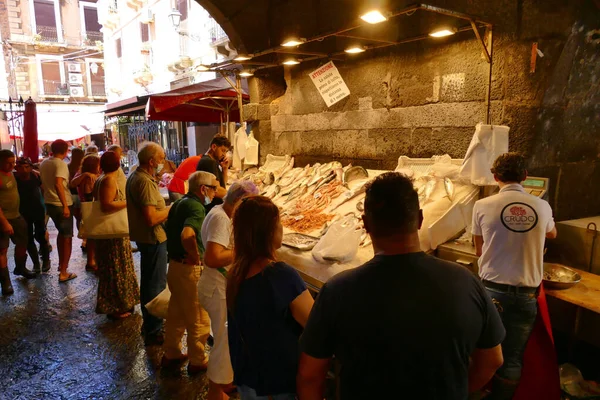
[282,58,300,65]
[234,54,252,61]
[345,46,365,54]
[281,38,305,47]
[239,70,254,77]
[360,10,387,24]
[429,28,457,38]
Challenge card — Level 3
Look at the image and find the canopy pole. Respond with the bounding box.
[236,74,243,123]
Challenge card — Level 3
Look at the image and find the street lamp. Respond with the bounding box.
[90,62,99,74]
[168,8,182,29]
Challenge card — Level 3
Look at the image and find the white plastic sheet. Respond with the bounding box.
[312,216,363,263]
[244,132,259,166]
[459,124,509,186]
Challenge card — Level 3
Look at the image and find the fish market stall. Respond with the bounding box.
[235,154,479,292]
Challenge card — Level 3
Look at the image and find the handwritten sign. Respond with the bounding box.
[309,61,350,107]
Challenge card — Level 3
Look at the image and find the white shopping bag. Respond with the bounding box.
[145,286,170,319]
[312,216,363,264]
[459,123,509,186]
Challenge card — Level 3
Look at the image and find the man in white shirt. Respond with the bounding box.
[472,152,557,399]
[198,180,258,399]
[40,140,76,283]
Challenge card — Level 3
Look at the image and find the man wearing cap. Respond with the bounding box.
[472,152,557,399]
[0,150,36,295]
[15,157,50,273]
[161,171,217,375]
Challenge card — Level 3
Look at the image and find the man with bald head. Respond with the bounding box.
[126,142,171,346]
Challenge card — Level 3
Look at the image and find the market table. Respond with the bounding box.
[544,267,600,314]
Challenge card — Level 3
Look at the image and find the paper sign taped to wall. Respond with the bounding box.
[309,61,350,107]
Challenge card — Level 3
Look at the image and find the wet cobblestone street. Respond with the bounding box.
[0,223,215,399]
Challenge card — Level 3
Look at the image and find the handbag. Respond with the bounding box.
[80,200,129,239]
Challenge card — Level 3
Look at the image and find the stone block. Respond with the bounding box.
[269,101,279,116]
[388,102,486,129]
[332,130,375,160]
[411,127,473,159]
[368,128,411,161]
[503,104,539,156]
[285,114,307,131]
[8,1,17,7]
[8,11,19,18]
[270,114,286,132]
[296,130,333,156]
[256,104,270,121]
[242,103,258,121]
[358,97,372,111]
[273,131,301,156]
[553,161,600,221]
[9,22,19,29]
[304,113,332,131]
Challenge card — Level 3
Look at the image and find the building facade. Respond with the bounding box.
[0,0,107,150]
[98,0,232,160]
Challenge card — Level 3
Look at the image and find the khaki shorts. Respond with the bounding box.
[0,216,28,249]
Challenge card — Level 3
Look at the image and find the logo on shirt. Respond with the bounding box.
[501,202,538,233]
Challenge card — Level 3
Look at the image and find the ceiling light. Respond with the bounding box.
[196,65,209,71]
[345,46,365,54]
[281,38,305,47]
[429,28,457,38]
[234,54,252,61]
[282,58,300,65]
[239,70,254,77]
[360,10,387,24]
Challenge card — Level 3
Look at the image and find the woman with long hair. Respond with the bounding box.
[93,151,140,319]
[227,196,314,400]
[71,154,100,272]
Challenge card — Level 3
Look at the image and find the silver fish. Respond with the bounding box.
[343,166,369,187]
[356,201,364,212]
[444,177,455,201]
[419,179,437,205]
[315,171,335,190]
[263,172,275,185]
[332,182,368,211]
[264,185,280,199]
[285,185,307,204]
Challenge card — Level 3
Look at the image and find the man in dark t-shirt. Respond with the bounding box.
[297,173,506,400]
[196,135,231,213]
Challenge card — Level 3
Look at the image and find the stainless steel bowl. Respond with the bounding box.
[543,263,582,290]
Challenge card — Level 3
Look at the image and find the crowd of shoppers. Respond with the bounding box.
[0,136,557,400]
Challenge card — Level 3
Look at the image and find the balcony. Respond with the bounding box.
[90,83,106,97]
[208,19,228,45]
[84,31,104,46]
[42,80,69,96]
[35,25,63,43]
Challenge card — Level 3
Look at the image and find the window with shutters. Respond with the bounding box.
[80,2,102,44]
[140,22,150,43]
[178,0,188,22]
[115,38,122,58]
[31,0,63,42]
[36,55,66,96]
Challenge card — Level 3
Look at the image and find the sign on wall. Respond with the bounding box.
[309,61,350,107]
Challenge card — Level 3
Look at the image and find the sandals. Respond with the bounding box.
[85,264,98,273]
[59,272,77,283]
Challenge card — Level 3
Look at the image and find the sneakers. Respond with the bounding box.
[14,266,36,279]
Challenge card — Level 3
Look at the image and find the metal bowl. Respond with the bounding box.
[543,263,582,290]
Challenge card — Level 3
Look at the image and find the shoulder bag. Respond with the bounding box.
[80,200,129,239]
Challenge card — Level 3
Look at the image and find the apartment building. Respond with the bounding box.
[99,0,232,160]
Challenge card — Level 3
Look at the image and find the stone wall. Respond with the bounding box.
[243,0,600,221]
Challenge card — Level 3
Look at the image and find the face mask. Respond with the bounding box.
[155,163,164,174]
[203,195,211,205]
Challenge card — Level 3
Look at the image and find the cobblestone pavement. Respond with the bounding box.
[0,223,218,400]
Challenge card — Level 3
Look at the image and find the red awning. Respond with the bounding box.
[146,76,249,123]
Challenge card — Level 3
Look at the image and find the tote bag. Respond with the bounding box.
[80,201,129,239]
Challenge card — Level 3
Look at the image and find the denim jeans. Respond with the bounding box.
[485,288,538,400]
[237,385,296,400]
[137,241,168,337]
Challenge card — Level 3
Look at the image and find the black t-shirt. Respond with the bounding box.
[15,173,45,220]
[300,252,505,400]
[228,262,307,396]
[196,154,224,213]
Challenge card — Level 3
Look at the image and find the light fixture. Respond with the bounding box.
[234,54,252,61]
[360,10,387,24]
[239,70,254,77]
[281,38,305,47]
[168,8,182,29]
[282,58,300,65]
[90,62,99,74]
[429,28,457,38]
[345,46,365,54]
[196,65,209,71]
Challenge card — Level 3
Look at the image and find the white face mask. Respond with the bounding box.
[155,163,164,174]
[203,195,211,205]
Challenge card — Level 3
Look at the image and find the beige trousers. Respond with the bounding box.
[163,260,210,366]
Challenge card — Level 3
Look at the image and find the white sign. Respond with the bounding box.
[309,61,350,107]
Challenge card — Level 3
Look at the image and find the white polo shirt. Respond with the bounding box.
[472,183,555,287]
